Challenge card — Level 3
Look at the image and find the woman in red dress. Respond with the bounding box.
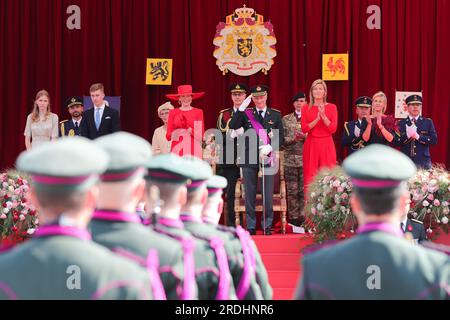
[301,79,338,197]
[166,84,205,159]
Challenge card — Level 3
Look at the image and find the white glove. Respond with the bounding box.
[354,126,360,137]
[406,124,418,139]
[230,127,244,139]
[259,144,272,156]
[230,129,237,139]
[238,95,253,111]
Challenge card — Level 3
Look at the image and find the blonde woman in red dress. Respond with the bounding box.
[301,79,338,197]
[166,85,205,159]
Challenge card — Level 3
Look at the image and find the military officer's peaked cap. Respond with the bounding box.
[355,96,372,107]
[343,144,416,188]
[145,153,190,184]
[405,94,423,105]
[181,156,213,190]
[65,96,83,108]
[250,85,268,97]
[16,136,108,192]
[95,132,152,182]
[292,91,307,102]
[229,83,248,93]
[206,175,227,196]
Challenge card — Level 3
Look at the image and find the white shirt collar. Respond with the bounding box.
[256,106,267,115]
[400,217,408,231]
[94,103,105,110]
[295,110,302,117]
[409,115,419,121]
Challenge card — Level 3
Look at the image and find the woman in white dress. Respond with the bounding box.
[24,90,59,150]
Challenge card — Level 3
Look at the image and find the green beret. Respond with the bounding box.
[181,156,213,190]
[16,137,108,192]
[145,153,189,184]
[206,175,227,196]
[343,144,416,188]
[95,132,152,182]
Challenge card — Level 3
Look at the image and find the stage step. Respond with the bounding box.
[261,253,301,271]
[267,271,301,288]
[252,234,313,254]
[273,288,296,300]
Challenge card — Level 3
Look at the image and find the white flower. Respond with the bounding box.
[426,228,433,234]
[8,186,14,192]
[411,212,417,218]
[19,214,25,221]
[35,218,39,224]
[340,206,346,212]
[443,207,449,215]
[27,228,36,235]
[442,217,449,224]
[3,208,9,214]
[6,201,12,208]
[422,200,430,207]
[2,182,8,188]
[310,192,316,198]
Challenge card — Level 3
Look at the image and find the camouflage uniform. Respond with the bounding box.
[282,112,305,224]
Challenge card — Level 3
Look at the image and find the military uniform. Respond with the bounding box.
[146,153,235,300]
[342,96,372,155]
[216,83,247,227]
[282,92,307,226]
[0,137,154,300]
[397,95,438,169]
[89,132,183,300]
[59,96,83,137]
[295,144,450,299]
[401,217,427,244]
[229,85,284,234]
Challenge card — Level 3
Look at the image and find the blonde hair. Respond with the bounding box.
[372,91,387,114]
[90,83,105,93]
[309,79,328,107]
[31,90,51,122]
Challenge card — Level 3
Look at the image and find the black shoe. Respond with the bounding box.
[248,229,256,235]
[264,228,272,235]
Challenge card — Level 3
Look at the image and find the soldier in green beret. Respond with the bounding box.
[295,144,449,299]
[145,153,232,300]
[0,137,153,299]
[89,132,185,300]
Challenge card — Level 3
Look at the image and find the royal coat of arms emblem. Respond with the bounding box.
[213,5,277,76]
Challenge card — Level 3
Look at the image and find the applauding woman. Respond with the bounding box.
[24,90,59,150]
[166,84,205,159]
[362,91,398,146]
[301,79,338,196]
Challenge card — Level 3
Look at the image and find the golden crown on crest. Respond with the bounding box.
[234,5,255,19]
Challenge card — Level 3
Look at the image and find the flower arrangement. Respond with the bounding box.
[408,165,449,238]
[305,166,357,242]
[305,165,449,242]
[0,170,38,245]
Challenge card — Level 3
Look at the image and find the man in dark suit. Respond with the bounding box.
[397,94,438,169]
[229,85,284,235]
[59,96,84,137]
[216,83,248,226]
[295,144,449,299]
[80,83,120,139]
[342,96,372,156]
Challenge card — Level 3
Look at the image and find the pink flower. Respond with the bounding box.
[0,213,6,219]
[422,200,430,207]
[341,193,349,200]
[433,199,440,206]
[14,188,21,195]
[311,207,317,215]
[337,187,344,193]
[332,180,340,188]
[427,194,434,201]
[426,228,433,234]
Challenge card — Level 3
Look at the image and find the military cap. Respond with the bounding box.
[229,83,248,93]
[180,156,213,190]
[16,136,108,192]
[250,85,268,97]
[157,101,174,114]
[292,91,306,102]
[206,175,227,196]
[405,94,423,105]
[95,132,152,182]
[145,153,190,184]
[355,96,372,107]
[65,96,83,108]
[343,144,416,188]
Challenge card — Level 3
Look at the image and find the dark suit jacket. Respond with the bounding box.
[342,119,369,156]
[79,106,121,139]
[229,107,284,168]
[403,218,427,244]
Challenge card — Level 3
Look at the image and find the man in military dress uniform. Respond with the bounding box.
[229,85,284,235]
[59,96,84,137]
[0,137,154,299]
[342,96,372,156]
[89,132,184,300]
[202,175,273,300]
[145,154,235,300]
[216,83,248,226]
[282,92,307,228]
[295,144,449,299]
[400,197,427,244]
[397,94,438,169]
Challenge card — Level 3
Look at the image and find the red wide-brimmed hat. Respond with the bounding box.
[166,85,205,101]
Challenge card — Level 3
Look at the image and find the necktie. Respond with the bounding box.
[400,222,405,232]
[74,121,79,135]
[258,110,264,121]
[411,118,416,125]
[95,108,101,130]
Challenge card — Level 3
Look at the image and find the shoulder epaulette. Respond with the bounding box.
[219,108,231,113]
[59,120,68,124]
[410,218,423,224]
[270,108,281,113]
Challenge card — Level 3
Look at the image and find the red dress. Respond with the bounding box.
[166,107,204,159]
[301,103,338,196]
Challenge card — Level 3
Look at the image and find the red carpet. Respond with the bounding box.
[252,233,314,300]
